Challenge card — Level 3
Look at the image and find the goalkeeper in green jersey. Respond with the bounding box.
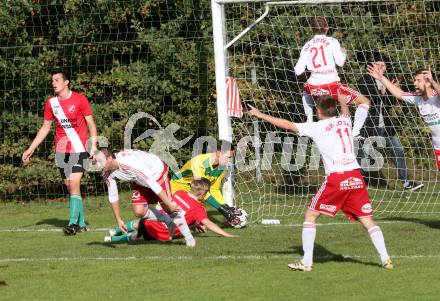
[170,140,240,227]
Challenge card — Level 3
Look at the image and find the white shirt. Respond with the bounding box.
[296,115,360,174]
[294,35,346,85]
[103,150,166,203]
[401,91,440,150]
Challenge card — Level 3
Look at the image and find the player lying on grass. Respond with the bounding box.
[94,147,196,247]
[295,16,370,138]
[368,64,440,171]
[248,94,393,271]
[171,140,243,227]
[104,178,235,243]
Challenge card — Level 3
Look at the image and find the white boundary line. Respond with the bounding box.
[0,220,418,232]
[1,254,440,263]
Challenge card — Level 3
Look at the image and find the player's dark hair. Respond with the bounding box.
[51,69,70,82]
[316,95,337,117]
[97,147,116,159]
[216,139,236,153]
[414,68,429,77]
[190,178,211,194]
[310,16,329,35]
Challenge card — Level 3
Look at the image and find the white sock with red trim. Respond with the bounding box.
[352,104,369,137]
[172,210,195,247]
[302,94,315,123]
[302,222,316,266]
[368,226,390,263]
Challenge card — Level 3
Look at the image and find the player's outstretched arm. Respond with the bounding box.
[247,105,298,133]
[110,201,128,233]
[201,218,235,237]
[22,120,52,165]
[367,63,404,100]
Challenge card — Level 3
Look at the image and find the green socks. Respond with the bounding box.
[69,195,86,227]
[69,195,79,225]
[113,220,135,235]
[111,233,132,242]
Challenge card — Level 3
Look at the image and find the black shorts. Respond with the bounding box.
[136,218,154,241]
[55,152,89,179]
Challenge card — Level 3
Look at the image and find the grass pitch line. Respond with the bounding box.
[1,254,440,263]
[0,220,414,232]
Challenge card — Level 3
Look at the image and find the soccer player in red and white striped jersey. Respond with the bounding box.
[368,64,440,171]
[248,94,392,271]
[295,16,370,137]
[94,148,197,247]
[22,70,98,235]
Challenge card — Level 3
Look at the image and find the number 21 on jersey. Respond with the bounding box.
[310,45,327,68]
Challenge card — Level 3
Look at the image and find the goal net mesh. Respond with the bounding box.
[224,0,440,221]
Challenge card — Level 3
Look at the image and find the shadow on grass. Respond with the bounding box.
[382,217,440,230]
[36,218,69,228]
[269,244,379,268]
[86,239,185,248]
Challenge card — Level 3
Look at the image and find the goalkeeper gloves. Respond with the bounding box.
[218,204,240,226]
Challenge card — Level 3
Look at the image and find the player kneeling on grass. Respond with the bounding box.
[94,147,196,247]
[105,178,235,243]
[248,94,393,271]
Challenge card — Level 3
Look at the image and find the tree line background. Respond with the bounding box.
[0,0,438,201]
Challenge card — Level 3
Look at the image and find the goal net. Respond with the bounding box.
[219,0,440,220]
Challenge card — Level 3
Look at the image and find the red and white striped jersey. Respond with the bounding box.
[294,35,347,85]
[103,150,166,203]
[402,91,440,150]
[295,114,360,174]
[44,91,92,153]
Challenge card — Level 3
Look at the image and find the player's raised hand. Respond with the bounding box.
[422,68,433,83]
[22,148,34,166]
[247,104,260,118]
[367,63,384,80]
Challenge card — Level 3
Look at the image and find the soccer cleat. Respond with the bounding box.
[104,236,112,243]
[287,261,313,272]
[77,226,88,233]
[108,228,117,237]
[382,258,393,270]
[63,224,78,236]
[403,181,424,192]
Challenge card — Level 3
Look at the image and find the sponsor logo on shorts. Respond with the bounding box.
[340,177,363,190]
[311,88,331,96]
[361,203,373,214]
[319,204,337,212]
[132,190,140,201]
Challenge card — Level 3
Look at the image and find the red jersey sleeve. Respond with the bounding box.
[43,98,54,121]
[79,94,93,116]
[194,205,208,223]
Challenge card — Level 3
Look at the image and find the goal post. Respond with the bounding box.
[211,0,440,221]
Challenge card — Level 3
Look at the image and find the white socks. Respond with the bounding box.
[368,226,390,263]
[353,104,370,137]
[302,94,315,123]
[172,210,196,247]
[302,222,317,266]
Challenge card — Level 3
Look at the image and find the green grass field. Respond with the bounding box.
[1,198,440,301]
